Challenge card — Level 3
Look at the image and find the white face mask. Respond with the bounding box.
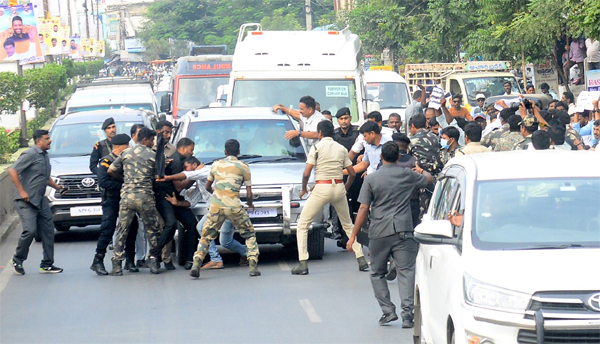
[440,138,449,149]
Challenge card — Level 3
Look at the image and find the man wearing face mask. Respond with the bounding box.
[439,126,461,166]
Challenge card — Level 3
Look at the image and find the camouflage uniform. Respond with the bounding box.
[439,146,461,166]
[194,156,259,265]
[109,144,160,262]
[513,115,537,151]
[493,131,524,152]
[481,123,509,149]
[409,129,443,175]
[565,125,583,148]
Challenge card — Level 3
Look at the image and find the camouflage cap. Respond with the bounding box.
[519,115,538,127]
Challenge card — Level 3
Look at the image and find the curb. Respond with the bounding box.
[0,212,20,245]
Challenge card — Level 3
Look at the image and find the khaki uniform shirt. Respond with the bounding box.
[307,137,352,180]
[456,142,491,156]
[208,156,251,209]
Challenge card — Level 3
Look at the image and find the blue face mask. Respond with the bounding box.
[440,138,449,149]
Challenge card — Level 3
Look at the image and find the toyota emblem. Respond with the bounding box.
[81,177,95,188]
[588,293,600,312]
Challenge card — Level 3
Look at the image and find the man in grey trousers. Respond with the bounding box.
[9,130,64,275]
[347,141,432,327]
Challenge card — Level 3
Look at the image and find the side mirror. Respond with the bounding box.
[160,93,172,113]
[367,101,380,114]
[416,219,453,238]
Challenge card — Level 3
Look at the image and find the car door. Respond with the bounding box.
[421,169,464,342]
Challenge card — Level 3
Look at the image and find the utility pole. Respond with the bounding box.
[17,63,27,148]
[96,0,100,41]
[304,0,312,31]
[66,0,72,33]
[83,0,89,38]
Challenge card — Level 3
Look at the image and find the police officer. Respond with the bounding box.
[108,128,161,275]
[191,139,261,278]
[90,117,116,175]
[90,134,139,275]
[292,121,367,275]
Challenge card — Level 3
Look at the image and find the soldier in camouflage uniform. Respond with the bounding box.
[513,115,538,150]
[494,115,525,152]
[408,114,442,217]
[481,109,513,150]
[108,127,161,275]
[439,126,461,166]
[191,139,261,278]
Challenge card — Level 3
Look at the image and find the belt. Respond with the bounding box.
[316,179,343,184]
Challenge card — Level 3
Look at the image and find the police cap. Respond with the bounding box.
[112,133,131,145]
[336,107,351,118]
[102,117,115,130]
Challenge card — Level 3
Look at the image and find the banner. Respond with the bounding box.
[586,70,600,92]
[81,37,96,57]
[533,60,559,96]
[38,17,61,55]
[67,35,81,59]
[95,39,104,57]
[0,2,44,64]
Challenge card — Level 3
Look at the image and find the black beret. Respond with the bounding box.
[336,107,350,118]
[112,133,131,145]
[101,117,115,130]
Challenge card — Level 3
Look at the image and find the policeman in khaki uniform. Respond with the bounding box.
[191,139,261,278]
[292,120,368,275]
[91,134,139,275]
[108,128,161,275]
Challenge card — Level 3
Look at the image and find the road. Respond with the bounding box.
[0,226,415,343]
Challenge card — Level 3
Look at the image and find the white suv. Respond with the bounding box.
[413,150,600,344]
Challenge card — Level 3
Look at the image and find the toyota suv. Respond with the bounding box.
[43,109,157,238]
[413,150,600,344]
[172,107,327,258]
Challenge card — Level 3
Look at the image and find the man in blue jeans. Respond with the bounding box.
[157,156,248,269]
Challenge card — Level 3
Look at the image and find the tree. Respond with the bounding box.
[567,0,600,39]
[260,8,303,31]
[0,72,27,114]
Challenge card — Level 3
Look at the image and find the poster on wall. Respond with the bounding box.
[68,35,81,59]
[533,60,559,97]
[95,39,104,57]
[81,37,96,57]
[38,17,61,55]
[0,2,44,64]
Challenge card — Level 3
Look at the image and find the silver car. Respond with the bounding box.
[173,107,327,259]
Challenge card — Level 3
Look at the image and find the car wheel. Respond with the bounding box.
[307,228,324,260]
[55,224,70,231]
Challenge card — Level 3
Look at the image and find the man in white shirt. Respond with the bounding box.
[280,95,327,149]
[586,38,600,71]
[349,111,393,161]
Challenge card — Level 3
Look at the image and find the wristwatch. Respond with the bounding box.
[297,128,303,137]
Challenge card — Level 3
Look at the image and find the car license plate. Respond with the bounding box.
[70,206,103,217]
[247,208,277,218]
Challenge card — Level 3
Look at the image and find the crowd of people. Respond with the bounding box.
[7,88,600,328]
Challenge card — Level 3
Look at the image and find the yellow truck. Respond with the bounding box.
[405,61,522,111]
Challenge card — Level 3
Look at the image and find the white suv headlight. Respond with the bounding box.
[464,274,531,313]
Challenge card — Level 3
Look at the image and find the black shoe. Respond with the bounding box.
[249,260,261,277]
[136,259,148,268]
[110,259,123,276]
[378,313,399,326]
[357,257,369,271]
[190,263,200,278]
[386,266,397,281]
[11,259,25,275]
[164,261,176,270]
[184,261,193,270]
[90,253,108,276]
[148,256,160,274]
[125,258,139,273]
[336,238,348,249]
[402,318,414,328]
[40,266,64,274]
[291,261,308,275]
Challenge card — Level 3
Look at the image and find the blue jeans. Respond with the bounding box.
[197,215,247,263]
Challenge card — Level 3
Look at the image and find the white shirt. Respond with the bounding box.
[301,111,327,148]
[351,129,393,154]
[586,39,600,63]
[436,113,466,146]
[179,168,212,207]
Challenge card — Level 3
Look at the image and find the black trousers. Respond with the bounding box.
[150,197,198,263]
[96,196,138,258]
[13,199,54,267]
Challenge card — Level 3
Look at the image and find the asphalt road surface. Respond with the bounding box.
[0,226,415,343]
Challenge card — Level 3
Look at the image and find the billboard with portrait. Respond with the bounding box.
[0,2,44,64]
[68,35,81,59]
[38,17,61,55]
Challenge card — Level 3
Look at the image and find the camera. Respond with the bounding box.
[522,98,533,109]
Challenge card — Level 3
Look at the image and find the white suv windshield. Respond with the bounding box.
[463,76,519,106]
[177,77,229,109]
[187,119,306,163]
[48,121,139,157]
[366,82,410,109]
[231,80,360,122]
[472,178,600,250]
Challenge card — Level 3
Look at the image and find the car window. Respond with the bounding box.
[48,120,139,157]
[432,177,459,220]
[185,119,306,163]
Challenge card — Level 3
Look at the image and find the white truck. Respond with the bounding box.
[227,23,374,125]
[405,61,522,112]
[364,70,411,122]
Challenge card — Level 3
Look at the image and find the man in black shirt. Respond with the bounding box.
[150,137,199,270]
[347,142,432,328]
[90,117,116,175]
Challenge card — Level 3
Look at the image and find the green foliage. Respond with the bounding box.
[27,107,53,138]
[260,8,303,31]
[23,63,67,109]
[0,129,20,164]
[0,72,27,114]
[567,0,600,39]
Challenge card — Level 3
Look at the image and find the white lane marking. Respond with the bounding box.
[0,260,14,294]
[299,299,322,323]
[278,262,290,271]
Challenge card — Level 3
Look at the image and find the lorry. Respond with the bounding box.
[404,61,522,112]
[364,70,411,123]
[227,23,375,125]
[160,46,232,120]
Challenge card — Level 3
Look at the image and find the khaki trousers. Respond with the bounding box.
[296,183,363,261]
